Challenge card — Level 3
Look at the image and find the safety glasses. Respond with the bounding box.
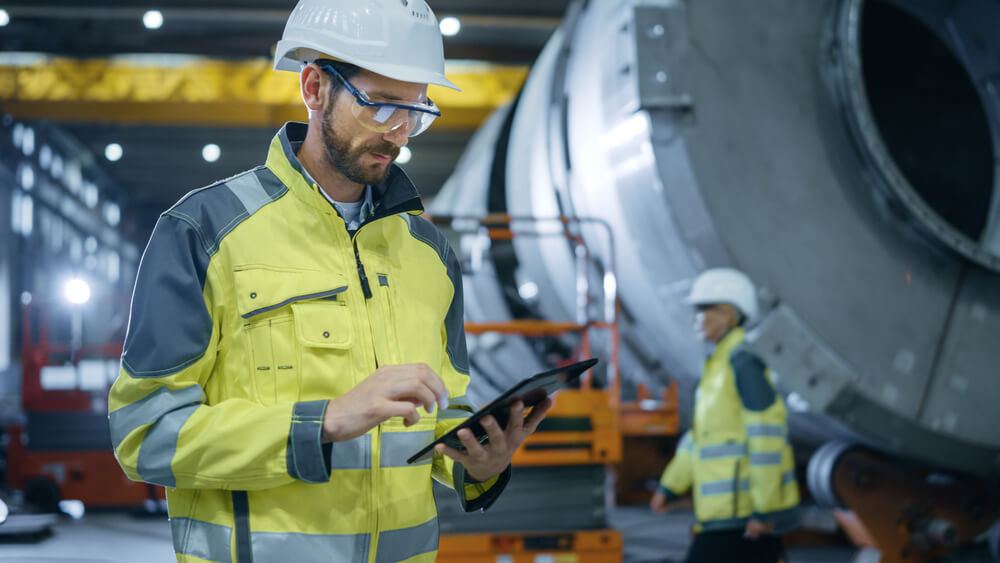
[320,63,441,138]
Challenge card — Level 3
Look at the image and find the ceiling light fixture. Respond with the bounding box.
[104,143,123,162]
[143,10,164,30]
[0,9,10,27]
[202,143,221,163]
[439,16,461,37]
[396,146,412,164]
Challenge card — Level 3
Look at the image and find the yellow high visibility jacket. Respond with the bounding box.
[659,328,799,533]
[109,123,508,563]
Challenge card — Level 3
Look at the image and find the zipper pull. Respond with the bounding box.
[358,266,372,299]
[353,243,373,299]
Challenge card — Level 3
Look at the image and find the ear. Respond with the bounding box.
[300,64,328,112]
[724,304,742,327]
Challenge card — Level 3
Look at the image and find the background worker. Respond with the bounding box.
[650,268,799,563]
[108,1,550,561]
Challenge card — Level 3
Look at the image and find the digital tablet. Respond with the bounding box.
[406,357,599,464]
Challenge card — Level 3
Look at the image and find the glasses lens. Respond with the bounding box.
[408,111,436,137]
[352,104,437,137]
[695,304,715,313]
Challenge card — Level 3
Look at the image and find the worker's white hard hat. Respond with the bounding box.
[686,268,759,322]
[273,0,459,91]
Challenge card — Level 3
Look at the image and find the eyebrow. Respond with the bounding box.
[363,87,427,105]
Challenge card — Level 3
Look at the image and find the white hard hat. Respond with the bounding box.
[686,268,759,322]
[273,0,460,91]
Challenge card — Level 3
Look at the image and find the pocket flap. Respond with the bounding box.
[233,266,348,319]
[292,302,352,349]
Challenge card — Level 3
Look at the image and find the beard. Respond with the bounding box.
[321,101,400,186]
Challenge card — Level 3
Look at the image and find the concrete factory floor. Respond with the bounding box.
[0,508,862,563]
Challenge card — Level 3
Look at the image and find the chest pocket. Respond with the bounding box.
[234,266,350,406]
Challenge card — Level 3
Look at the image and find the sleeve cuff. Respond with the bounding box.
[286,400,332,484]
[453,463,511,512]
[657,484,681,502]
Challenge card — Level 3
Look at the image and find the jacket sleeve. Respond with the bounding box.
[109,213,332,490]
[732,348,796,527]
[658,430,694,500]
[429,236,509,512]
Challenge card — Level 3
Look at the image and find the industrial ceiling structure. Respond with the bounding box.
[0,1,565,244]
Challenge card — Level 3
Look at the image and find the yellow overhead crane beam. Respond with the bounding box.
[0,57,527,130]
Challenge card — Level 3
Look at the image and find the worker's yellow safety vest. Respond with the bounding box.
[659,328,799,533]
[109,123,506,563]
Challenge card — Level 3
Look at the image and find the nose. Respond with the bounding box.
[383,121,410,147]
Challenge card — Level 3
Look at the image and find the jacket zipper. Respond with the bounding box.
[343,195,421,563]
[370,423,381,563]
[733,458,741,518]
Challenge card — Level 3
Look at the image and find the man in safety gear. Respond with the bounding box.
[650,268,799,563]
[108,1,550,561]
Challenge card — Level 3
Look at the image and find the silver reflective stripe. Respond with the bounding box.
[782,469,796,485]
[449,395,475,410]
[438,407,472,420]
[440,395,476,419]
[252,530,369,563]
[746,424,785,438]
[375,518,439,563]
[109,384,205,448]
[330,434,372,470]
[700,478,751,496]
[381,430,435,467]
[171,517,232,563]
[699,443,747,460]
[750,452,783,466]
[227,171,271,216]
[137,404,199,487]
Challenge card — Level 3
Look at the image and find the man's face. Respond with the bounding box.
[319,68,428,186]
[693,303,736,343]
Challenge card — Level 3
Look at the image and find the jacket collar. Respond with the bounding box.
[266,122,424,219]
[708,326,745,362]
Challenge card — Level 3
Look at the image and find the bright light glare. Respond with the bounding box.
[202,143,221,162]
[143,10,164,30]
[64,278,91,305]
[439,16,461,37]
[104,143,123,162]
[0,9,10,27]
[396,146,412,164]
[104,202,121,227]
[59,500,85,520]
[518,281,539,300]
[786,391,811,413]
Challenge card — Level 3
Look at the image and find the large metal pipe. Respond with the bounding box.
[430,0,1000,477]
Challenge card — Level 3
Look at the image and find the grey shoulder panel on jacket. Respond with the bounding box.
[402,214,470,375]
[730,346,777,412]
[164,167,287,257]
[121,167,286,378]
[402,214,450,265]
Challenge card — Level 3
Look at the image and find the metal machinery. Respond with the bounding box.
[428,214,679,563]
[5,300,165,515]
[431,0,1000,559]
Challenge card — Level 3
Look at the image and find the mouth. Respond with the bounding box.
[369,153,391,163]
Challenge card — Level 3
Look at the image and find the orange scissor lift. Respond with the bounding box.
[427,214,680,563]
[6,300,166,514]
